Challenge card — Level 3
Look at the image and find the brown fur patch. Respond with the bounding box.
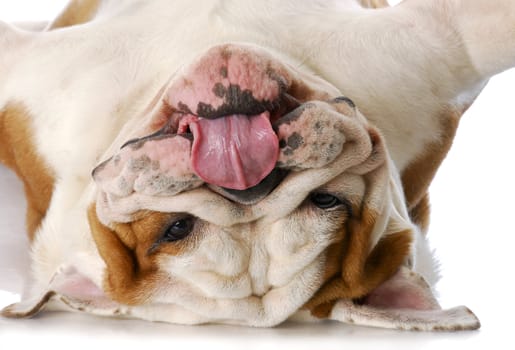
[401,108,460,211]
[0,103,55,240]
[304,208,412,318]
[359,0,390,9]
[48,0,101,30]
[87,205,189,305]
[409,192,431,234]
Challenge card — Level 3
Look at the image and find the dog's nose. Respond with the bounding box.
[162,44,296,191]
[167,44,290,119]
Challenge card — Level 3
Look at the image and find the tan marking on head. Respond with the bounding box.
[87,205,190,305]
[0,103,55,240]
[401,108,460,211]
[48,0,101,30]
[304,208,413,318]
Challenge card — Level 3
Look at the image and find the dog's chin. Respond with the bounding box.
[208,168,289,204]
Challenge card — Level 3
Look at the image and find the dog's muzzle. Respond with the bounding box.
[92,44,354,205]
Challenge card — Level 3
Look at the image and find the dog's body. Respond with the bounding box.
[1,0,513,330]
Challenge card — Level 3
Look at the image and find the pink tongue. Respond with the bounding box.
[190,112,279,190]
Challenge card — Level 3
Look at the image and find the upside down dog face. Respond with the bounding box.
[2,44,479,330]
[88,98,415,327]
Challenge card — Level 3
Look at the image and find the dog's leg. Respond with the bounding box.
[395,0,515,83]
[0,104,55,240]
[358,0,389,9]
[449,0,515,81]
[312,0,515,210]
[47,0,101,30]
[391,0,515,206]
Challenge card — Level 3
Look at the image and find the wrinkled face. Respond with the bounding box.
[87,44,413,326]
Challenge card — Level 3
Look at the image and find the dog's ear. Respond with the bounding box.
[305,127,480,331]
[329,266,480,331]
[1,204,163,319]
[1,264,121,318]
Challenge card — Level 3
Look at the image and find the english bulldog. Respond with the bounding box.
[1,0,512,331]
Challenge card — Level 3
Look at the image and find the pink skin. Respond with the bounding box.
[276,105,346,169]
[144,138,193,178]
[364,269,440,311]
[190,112,279,190]
[177,114,198,133]
[94,135,202,197]
[167,45,289,116]
[163,45,290,189]
[93,45,348,195]
[93,103,349,196]
[176,112,280,190]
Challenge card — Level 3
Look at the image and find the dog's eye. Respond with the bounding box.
[163,216,195,242]
[310,193,342,209]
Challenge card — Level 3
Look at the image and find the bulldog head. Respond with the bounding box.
[2,44,479,331]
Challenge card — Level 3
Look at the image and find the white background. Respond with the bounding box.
[1,1,514,348]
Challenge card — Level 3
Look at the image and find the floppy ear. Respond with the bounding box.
[1,204,162,319]
[1,264,122,318]
[329,267,480,331]
[304,127,480,331]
